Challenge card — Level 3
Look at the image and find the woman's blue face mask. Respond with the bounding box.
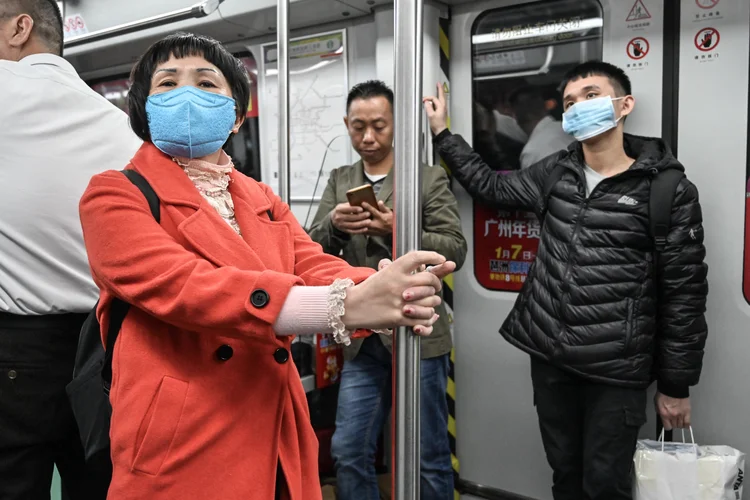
[146,86,237,159]
[562,96,624,142]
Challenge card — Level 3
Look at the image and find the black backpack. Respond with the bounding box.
[65,169,160,469]
[540,164,684,253]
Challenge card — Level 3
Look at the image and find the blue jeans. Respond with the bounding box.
[331,335,453,500]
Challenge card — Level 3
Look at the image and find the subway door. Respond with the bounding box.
[676,0,750,473]
[603,0,669,442]
[449,1,665,498]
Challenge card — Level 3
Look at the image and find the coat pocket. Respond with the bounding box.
[623,298,636,355]
[132,376,189,475]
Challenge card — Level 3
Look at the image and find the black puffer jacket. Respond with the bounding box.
[435,131,708,398]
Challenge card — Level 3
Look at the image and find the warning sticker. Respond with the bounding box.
[626,0,651,22]
[696,0,719,9]
[626,37,649,60]
[695,27,720,51]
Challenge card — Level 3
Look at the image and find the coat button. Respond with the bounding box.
[216,345,233,361]
[7,369,17,380]
[250,289,269,308]
[273,348,289,364]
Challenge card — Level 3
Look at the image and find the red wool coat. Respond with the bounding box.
[79,143,374,500]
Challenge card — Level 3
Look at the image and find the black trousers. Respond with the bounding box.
[531,357,647,500]
[0,312,110,500]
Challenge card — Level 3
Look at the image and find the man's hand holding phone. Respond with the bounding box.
[361,201,393,236]
[330,203,370,234]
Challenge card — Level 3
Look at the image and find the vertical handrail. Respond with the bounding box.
[277,0,291,204]
[392,0,424,499]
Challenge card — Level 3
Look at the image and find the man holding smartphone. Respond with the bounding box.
[308,80,467,500]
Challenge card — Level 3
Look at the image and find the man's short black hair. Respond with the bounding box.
[346,80,394,113]
[559,61,632,97]
[0,0,63,55]
[128,32,250,143]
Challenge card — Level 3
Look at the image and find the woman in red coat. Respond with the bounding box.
[78,33,453,500]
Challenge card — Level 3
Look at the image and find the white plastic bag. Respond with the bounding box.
[634,428,745,500]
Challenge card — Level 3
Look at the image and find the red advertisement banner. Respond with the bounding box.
[473,202,540,292]
[315,334,344,389]
[239,56,259,118]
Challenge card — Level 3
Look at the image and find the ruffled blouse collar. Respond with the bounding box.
[174,151,241,235]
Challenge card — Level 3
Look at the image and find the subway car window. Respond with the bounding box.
[470,0,603,292]
[225,52,262,182]
[90,77,129,113]
[88,51,262,182]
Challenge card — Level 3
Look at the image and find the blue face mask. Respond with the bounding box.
[146,86,237,159]
[562,96,624,142]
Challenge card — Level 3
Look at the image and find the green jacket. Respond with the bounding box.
[308,160,467,361]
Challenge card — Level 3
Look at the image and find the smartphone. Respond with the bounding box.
[346,184,379,208]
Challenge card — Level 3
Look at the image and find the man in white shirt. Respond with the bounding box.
[509,87,574,169]
[0,2,142,498]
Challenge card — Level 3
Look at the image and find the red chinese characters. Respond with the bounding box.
[474,202,540,292]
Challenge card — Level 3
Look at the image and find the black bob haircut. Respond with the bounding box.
[128,32,250,142]
[346,80,394,113]
[558,61,632,98]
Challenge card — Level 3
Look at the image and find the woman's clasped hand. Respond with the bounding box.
[342,250,455,336]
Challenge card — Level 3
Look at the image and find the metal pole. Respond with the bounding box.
[277,0,291,204]
[392,0,423,498]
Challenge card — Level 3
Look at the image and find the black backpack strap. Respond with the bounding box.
[102,170,161,392]
[649,169,684,253]
[102,298,129,393]
[122,169,161,223]
[539,164,567,224]
[266,209,274,221]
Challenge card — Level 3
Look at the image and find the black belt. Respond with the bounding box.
[0,311,88,329]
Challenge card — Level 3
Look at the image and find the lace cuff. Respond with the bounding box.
[327,279,394,344]
[327,278,355,345]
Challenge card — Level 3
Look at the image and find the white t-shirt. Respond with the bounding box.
[0,53,143,314]
[365,172,387,197]
[583,164,606,197]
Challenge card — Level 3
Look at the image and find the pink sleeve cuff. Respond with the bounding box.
[273,286,331,335]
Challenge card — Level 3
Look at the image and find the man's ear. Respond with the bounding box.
[619,95,635,120]
[343,116,349,128]
[9,14,34,49]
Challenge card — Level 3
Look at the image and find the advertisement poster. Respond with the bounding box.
[474,201,540,292]
[315,334,344,389]
[260,30,349,200]
[238,56,259,119]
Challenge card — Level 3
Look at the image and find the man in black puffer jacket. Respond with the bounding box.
[423,61,708,500]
